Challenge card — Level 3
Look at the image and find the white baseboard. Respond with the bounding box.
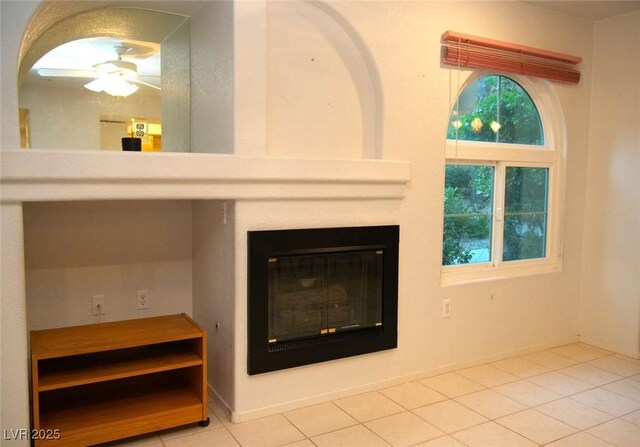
[207,384,234,422]
[218,336,580,423]
[579,335,640,359]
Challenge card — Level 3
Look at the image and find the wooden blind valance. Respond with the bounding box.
[442,31,582,84]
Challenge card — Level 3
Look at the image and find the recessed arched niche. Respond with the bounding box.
[18,6,191,152]
[267,1,383,159]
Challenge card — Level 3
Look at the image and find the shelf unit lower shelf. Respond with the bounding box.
[30,314,208,447]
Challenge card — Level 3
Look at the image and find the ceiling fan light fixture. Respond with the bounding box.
[84,78,105,93]
[105,79,138,97]
[84,75,139,97]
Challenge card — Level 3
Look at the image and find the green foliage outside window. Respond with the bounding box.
[503,167,549,261]
[447,75,544,145]
[443,165,493,266]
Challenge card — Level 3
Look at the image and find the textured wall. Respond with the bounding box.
[23,201,193,330]
[190,1,234,154]
[192,201,236,409]
[161,19,191,152]
[580,11,640,356]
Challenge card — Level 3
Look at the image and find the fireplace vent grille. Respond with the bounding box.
[268,327,381,352]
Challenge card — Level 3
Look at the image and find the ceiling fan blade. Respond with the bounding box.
[38,68,97,78]
[130,78,161,90]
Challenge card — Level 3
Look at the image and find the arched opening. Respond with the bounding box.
[18,4,197,152]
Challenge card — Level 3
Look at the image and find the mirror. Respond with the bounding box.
[18,8,190,152]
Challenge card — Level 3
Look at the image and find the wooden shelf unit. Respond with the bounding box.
[30,314,208,446]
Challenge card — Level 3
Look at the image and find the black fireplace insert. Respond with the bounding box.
[248,225,399,374]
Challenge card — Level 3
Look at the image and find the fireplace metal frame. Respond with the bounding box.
[248,225,399,375]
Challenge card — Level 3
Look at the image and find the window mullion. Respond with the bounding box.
[492,162,506,267]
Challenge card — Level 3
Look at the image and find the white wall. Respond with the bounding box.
[233,0,268,156]
[192,200,236,408]
[228,0,595,418]
[268,1,367,159]
[23,200,193,330]
[0,204,30,439]
[191,0,234,154]
[19,82,161,150]
[1,0,41,149]
[162,18,190,152]
[580,11,640,357]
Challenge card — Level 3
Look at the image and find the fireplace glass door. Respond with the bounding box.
[268,250,383,343]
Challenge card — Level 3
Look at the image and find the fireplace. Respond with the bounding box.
[248,226,399,374]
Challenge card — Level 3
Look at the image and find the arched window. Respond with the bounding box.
[442,74,562,283]
[448,75,543,145]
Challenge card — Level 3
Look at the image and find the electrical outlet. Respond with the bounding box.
[442,299,452,318]
[137,290,149,310]
[92,295,106,315]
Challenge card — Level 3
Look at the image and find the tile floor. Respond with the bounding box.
[107,343,640,447]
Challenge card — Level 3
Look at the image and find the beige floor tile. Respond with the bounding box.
[527,371,594,396]
[334,391,404,422]
[496,408,577,444]
[311,424,390,447]
[588,418,640,447]
[420,372,485,398]
[493,379,562,406]
[545,432,614,447]
[491,357,551,378]
[283,402,357,437]
[413,435,467,446]
[452,421,536,447]
[603,378,640,402]
[572,388,640,417]
[621,409,640,426]
[228,414,304,447]
[536,397,614,429]
[114,443,163,447]
[454,389,527,419]
[380,381,447,409]
[551,344,608,362]
[523,350,579,370]
[589,356,640,377]
[559,364,623,386]
[110,438,163,447]
[160,407,223,441]
[162,428,240,447]
[413,399,487,433]
[457,364,518,388]
[365,411,443,447]
[281,441,316,447]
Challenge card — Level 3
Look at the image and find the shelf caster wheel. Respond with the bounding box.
[199,418,210,427]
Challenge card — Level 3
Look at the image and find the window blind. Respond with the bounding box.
[442,31,581,84]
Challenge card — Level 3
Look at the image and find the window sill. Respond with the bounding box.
[441,261,562,287]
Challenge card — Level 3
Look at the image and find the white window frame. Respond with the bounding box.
[442,72,565,286]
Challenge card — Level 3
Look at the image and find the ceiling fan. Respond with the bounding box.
[37,45,160,97]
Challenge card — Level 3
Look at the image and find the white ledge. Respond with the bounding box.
[0,150,411,202]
